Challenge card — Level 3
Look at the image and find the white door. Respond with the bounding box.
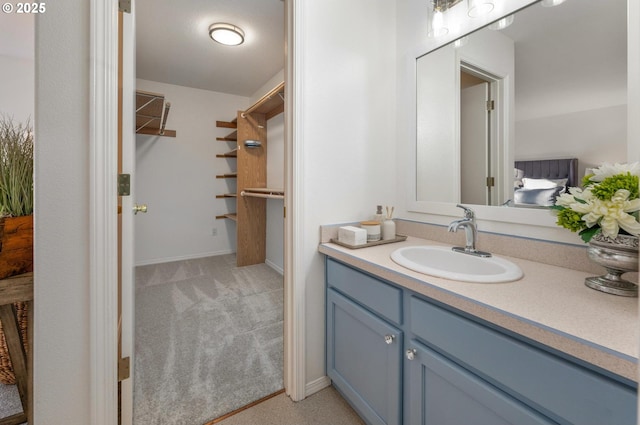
[460,82,490,205]
[119,6,136,425]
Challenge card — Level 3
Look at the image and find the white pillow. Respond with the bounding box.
[521,177,568,189]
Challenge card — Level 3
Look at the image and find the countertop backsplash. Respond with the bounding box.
[321,218,624,277]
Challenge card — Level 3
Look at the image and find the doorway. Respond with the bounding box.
[129,1,287,424]
[459,65,503,206]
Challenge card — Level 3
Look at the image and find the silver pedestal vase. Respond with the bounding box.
[585,233,638,297]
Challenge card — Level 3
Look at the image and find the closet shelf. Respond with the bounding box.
[216,149,238,158]
[216,120,237,129]
[241,82,285,120]
[217,130,237,142]
[216,173,237,179]
[216,213,237,221]
[216,193,237,199]
[240,188,284,200]
[136,90,176,137]
[216,119,238,141]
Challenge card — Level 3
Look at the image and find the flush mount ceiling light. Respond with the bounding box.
[209,23,245,46]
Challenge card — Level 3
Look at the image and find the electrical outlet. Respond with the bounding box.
[211,228,218,236]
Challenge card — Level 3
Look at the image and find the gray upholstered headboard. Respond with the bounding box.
[514,158,579,188]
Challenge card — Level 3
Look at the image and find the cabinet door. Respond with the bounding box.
[405,341,556,425]
[327,289,403,425]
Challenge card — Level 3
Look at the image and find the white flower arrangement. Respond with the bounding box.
[552,162,640,242]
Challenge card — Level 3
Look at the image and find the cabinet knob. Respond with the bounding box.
[384,334,396,345]
[406,348,417,360]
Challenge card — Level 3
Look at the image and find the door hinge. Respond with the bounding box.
[119,0,131,13]
[486,100,495,111]
[283,206,286,219]
[118,174,131,196]
[486,176,495,187]
[118,357,130,381]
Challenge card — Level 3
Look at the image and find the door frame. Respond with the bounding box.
[89,0,119,424]
[89,0,306,423]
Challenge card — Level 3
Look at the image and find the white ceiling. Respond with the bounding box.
[135,0,285,97]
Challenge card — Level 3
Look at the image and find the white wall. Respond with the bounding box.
[298,0,397,388]
[0,55,34,123]
[134,79,248,265]
[266,112,284,273]
[34,1,92,423]
[515,105,627,179]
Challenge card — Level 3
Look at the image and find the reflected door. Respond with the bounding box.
[460,82,490,205]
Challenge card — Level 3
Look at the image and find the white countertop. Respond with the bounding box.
[319,236,638,382]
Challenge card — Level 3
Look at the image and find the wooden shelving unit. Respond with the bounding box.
[216,172,237,179]
[215,213,237,221]
[135,90,176,137]
[216,149,238,158]
[215,82,285,267]
[216,119,238,142]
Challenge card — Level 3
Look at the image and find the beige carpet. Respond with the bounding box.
[134,254,283,425]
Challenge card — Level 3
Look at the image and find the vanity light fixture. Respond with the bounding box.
[209,23,245,46]
[488,14,514,30]
[427,0,462,37]
[467,0,494,18]
[541,0,566,7]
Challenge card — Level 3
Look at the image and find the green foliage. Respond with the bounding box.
[579,227,600,243]
[0,116,34,217]
[590,173,639,201]
[555,207,586,233]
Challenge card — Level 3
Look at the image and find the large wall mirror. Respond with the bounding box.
[415,0,627,210]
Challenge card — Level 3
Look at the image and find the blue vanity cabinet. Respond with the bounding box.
[324,258,638,425]
[326,259,403,425]
[404,340,555,425]
[408,295,637,425]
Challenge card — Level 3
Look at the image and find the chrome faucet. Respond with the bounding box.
[448,204,491,258]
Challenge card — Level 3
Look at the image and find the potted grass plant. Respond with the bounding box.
[0,115,33,384]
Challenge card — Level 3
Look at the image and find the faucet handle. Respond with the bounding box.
[456,204,475,219]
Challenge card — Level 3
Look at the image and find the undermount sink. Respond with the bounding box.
[390,245,523,283]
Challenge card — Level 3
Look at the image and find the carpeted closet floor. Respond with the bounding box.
[134,254,284,425]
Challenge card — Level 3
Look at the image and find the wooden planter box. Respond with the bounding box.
[0,215,33,384]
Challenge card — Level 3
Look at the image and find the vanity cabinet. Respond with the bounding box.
[326,257,403,425]
[325,257,637,425]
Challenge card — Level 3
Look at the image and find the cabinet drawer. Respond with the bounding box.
[327,258,402,325]
[409,295,637,425]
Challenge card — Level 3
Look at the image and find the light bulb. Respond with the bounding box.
[488,15,514,30]
[429,10,449,37]
[541,0,566,7]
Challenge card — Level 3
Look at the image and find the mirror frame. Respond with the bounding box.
[403,0,639,243]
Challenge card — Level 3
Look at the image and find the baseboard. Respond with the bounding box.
[135,250,235,267]
[265,259,284,275]
[305,376,331,397]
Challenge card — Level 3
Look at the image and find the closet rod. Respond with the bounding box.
[159,102,171,135]
[240,190,284,200]
[241,81,285,118]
